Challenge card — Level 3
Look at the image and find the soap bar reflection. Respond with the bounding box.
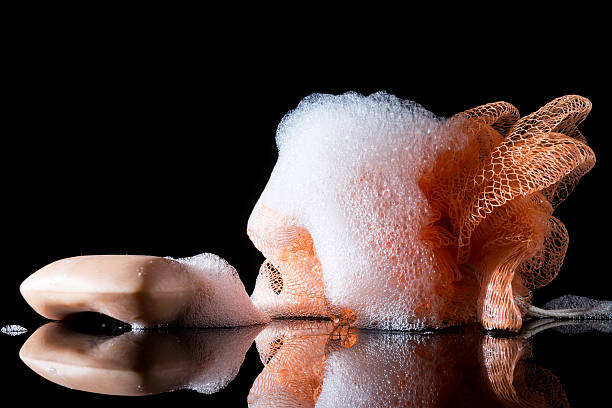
[248,320,570,407]
[19,322,263,396]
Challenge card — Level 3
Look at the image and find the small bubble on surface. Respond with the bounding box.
[1,324,27,336]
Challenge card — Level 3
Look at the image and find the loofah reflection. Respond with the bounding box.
[248,93,594,331]
[248,320,569,407]
[248,320,335,407]
[483,336,570,408]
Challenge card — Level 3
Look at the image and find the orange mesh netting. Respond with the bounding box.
[248,95,595,331]
[420,95,595,330]
[248,206,329,318]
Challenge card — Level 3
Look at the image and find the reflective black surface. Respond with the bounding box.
[3,317,610,407]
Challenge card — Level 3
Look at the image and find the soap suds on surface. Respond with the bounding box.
[542,294,612,319]
[552,320,612,334]
[172,253,270,327]
[1,324,27,336]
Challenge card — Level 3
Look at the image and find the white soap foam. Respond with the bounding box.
[1,324,27,336]
[172,253,270,327]
[543,294,612,319]
[249,92,471,329]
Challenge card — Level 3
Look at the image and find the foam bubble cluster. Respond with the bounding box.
[1,324,27,336]
[249,92,469,329]
[542,295,612,320]
[173,253,270,327]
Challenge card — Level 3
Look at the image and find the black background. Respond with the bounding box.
[1,8,610,407]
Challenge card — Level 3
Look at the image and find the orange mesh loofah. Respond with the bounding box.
[248,94,595,331]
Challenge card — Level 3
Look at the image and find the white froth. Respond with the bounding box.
[172,253,270,327]
[249,92,470,330]
[1,324,27,336]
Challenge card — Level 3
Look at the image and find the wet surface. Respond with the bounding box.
[2,317,611,407]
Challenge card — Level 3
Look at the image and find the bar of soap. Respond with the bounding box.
[19,322,264,395]
[20,253,270,327]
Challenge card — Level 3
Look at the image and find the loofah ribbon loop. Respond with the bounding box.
[507,95,591,141]
[506,95,595,208]
[455,96,595,264]
[456,101,520,136]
